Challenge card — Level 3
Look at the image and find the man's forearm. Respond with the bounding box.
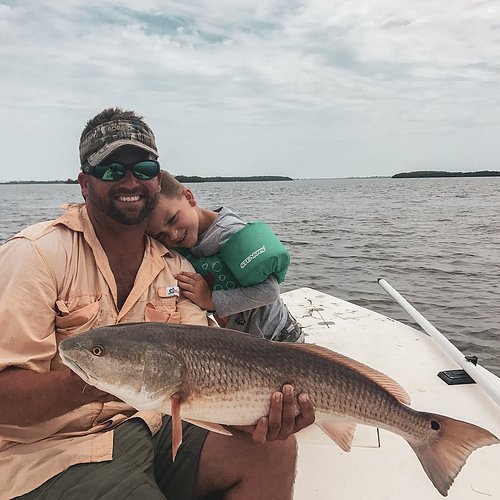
[0,367,112,426]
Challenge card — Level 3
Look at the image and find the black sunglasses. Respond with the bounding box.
[82,160,160,182]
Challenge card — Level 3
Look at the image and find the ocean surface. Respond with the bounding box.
[1,178,499,376]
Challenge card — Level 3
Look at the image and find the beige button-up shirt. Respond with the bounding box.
[0,204,209,499]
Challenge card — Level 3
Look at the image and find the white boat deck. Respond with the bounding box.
[283,288,500,499]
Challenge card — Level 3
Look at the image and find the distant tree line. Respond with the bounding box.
[0,179,79,185]
[393,171,500,178]
[175,175,293,183]
[1,176,292,185]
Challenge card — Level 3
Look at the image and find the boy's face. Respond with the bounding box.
[146,189,199,248]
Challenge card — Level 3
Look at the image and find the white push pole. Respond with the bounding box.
[378,278,500,407]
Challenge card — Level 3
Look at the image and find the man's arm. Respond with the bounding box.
[0,237,114,427]
[0,366,115,426]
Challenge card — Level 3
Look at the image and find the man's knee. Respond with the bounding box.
[208,431,297,469]
[193,432,297,498]
[258,435,297,476]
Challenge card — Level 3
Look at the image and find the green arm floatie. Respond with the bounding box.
[175,222,289,291]
[220,222,289,286]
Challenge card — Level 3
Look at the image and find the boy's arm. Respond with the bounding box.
[176,272,280,317]
[173,254,210,325]
[211,275,281,318]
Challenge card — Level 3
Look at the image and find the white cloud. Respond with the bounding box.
[1,0,500,180]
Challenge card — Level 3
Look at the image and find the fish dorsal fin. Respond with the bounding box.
[315,421,357,452]
[283,342,411,405]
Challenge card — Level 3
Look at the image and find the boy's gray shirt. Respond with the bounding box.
[190,207,288,340]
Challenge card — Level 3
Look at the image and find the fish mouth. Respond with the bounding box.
[59,352,97,386]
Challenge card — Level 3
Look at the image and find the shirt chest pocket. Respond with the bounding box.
[55,298,101,337]
[52,298,102,370]
[145,297,180,323]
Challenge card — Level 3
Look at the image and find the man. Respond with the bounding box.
[0,108,314,499]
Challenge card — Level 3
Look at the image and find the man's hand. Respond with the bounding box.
[176,271,214,311]
[232,384,315,443]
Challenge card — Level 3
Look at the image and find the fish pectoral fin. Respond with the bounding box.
[183,418,233,436]
[171,394,183,461]
[316,421,357,452]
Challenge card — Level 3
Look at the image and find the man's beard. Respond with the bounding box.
[88,189,158,225]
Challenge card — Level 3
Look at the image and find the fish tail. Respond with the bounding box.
[408,412,499,496]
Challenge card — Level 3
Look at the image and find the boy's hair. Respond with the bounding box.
[160,170,185,199]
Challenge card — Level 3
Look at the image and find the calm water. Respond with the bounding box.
[1,178,499,375]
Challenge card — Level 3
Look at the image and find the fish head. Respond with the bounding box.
[58,324,185,409]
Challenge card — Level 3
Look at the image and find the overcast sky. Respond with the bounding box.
[1,0,500,181]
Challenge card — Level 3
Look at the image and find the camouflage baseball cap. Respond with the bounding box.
[79,119,158,167]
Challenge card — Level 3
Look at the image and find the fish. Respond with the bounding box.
[58,322,499,497]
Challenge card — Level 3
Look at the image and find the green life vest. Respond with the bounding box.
[175,222,290,291]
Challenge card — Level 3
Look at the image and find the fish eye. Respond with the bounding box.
[91,345,105,356]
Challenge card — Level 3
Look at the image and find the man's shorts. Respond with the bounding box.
[16,417,209,500]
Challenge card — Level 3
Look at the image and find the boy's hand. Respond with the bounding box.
[176,271,215,311]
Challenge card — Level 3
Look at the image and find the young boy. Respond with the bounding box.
[146,171,304,342]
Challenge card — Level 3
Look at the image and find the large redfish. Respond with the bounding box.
[58,322,498,496]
